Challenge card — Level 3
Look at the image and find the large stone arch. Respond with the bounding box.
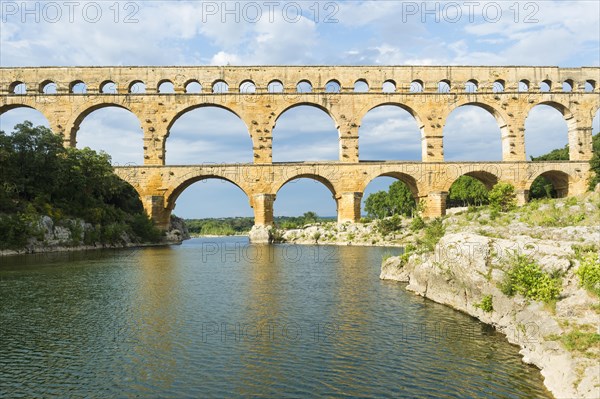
[357,101,425,128]
[525,100,589,161]
[441,170,500,192]
[446,101,510,161]
[274,173,338,197]
[527,170,571,198]
[166,103,248,134]
[0,103,53,128]
[360,171,421,199]
[163,104,253,165]
[272,102,340,129]
[68,102,142,147]
[165,174,252,212]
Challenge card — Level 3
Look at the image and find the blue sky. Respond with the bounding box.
[1,0,599,218]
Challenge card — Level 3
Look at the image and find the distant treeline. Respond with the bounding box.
[185,212,335,235]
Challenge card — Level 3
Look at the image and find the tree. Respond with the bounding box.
[302,211,318,224]
[364,191,389,219]
[448,176,489,207]
[488,182,516,212]
[364,181,415,219]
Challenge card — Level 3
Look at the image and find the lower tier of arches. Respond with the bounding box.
[113,161,591,231]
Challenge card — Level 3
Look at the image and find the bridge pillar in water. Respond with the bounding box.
[252,194,275,226]
[142,195,171,231]
[337,192,363,223]
[423,191,448,218]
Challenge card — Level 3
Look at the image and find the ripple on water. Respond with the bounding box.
[0,238,552,398]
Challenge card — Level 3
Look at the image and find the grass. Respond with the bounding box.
[548,328,600,354]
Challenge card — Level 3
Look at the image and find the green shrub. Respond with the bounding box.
[131,213,162,242]
[488,182,517,212]
[410,215,426,231]
[575,252,600,296]
[500,253,561,303]
[377,214,402,236]
[474,295,493,312]
[417,218,445,252]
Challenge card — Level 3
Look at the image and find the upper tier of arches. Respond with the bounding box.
[2,66,599,95]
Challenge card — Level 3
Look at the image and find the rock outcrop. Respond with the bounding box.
[381,194,600,399]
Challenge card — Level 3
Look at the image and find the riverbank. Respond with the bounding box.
[381,193,600,399]
[0,215,190,257]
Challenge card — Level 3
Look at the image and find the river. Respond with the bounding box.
[0,237,552,398]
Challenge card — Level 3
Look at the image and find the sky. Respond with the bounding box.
[1,0,599,218]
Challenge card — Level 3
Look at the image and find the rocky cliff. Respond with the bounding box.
[381,194,600,399]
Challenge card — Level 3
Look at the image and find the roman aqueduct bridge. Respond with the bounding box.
[1,66,598,230]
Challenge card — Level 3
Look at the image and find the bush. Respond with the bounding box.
[418,218,445,252]
[575,252,600,296]
[377,214,403,236]
[500,253,561,302]
[474,295,493,312]
[410,215,426,231]
[488,182,517,212]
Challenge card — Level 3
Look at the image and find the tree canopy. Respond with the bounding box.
[364,181,416,219]
[0,121,160,248]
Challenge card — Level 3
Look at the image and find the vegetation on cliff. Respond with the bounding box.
[0,122,161,250]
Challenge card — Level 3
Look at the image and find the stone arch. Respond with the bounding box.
[70,80,87,94]
[296,80,313,93]
[360,171,420,200]
[240,80,257,94]
[268,80,284,93]
[438,80,451,93]
[525,100,576,160]
[465,79,478,93]
[358,102,424,129]
[128,80,146,94]
[325,79,341,93]
[0,104,52,134]
[446,102,509,160]
[0,103,51,121]
[39,80,57,94]
[527,170,570,198]
[410,80,424,93]
[518,79,530,92]
[185,79,202,93]
[68,102,141,146]
[158,80,175,93]
[272,103,340,162]
[493,79,505,93]
[562,79,574,92]
[100,80,117,94]
[540,80,552,92]
[442,170,499,192]
[357,103,424,161]
[212,80,229,93]
[166,175,251,212]
[273,102,339,129]
[585,80,596,92]
[354,79,369,92]
[8,81,26,94]
[167,103,248,134]
[382,80,396,93]
[275,173,338,199]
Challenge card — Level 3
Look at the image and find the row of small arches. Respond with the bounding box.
[7,78,598,95]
